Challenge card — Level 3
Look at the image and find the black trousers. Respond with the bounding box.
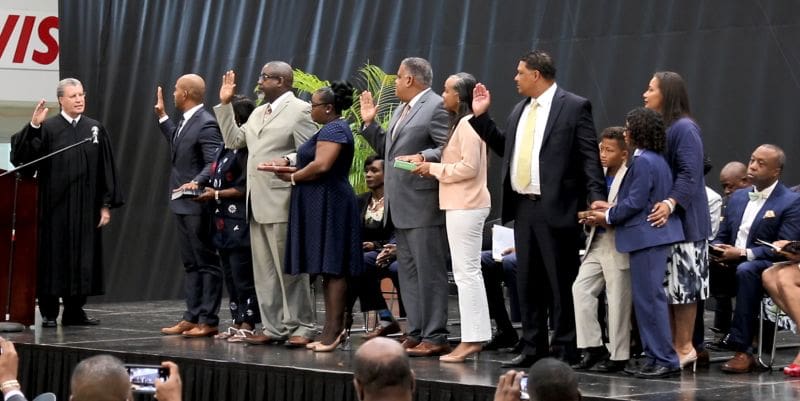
[515,197,580,356]
[175,213,223,326]
[39,295,87,320]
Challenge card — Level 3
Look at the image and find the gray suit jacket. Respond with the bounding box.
[214,93,316,224]
[361,89,449,229]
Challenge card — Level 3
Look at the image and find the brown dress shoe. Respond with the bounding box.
[161,320,197,335]
[244,332,279,345]
[182,324,219,338]
[286,336,314,348]
[406,341,452,357]
[400,337,421,350]
[364,321,402,339]
[721,352,755,373]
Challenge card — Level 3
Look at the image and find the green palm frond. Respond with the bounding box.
[293,69,329,97]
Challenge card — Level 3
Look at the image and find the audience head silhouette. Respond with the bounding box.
[70,355,131,401]
[353,337,415,401]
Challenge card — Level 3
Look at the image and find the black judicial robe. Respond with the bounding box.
[10,114,123,297]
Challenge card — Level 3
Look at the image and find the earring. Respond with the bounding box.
[326,110,330,114]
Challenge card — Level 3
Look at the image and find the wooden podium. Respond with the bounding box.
[0,171,37,326]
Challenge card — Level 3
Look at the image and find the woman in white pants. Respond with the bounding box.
[410,72,491,362]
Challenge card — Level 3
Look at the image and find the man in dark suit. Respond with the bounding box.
[470,50,606,367]
[154,74,223,337]
[359,57,451,356]
[709,144,800,373]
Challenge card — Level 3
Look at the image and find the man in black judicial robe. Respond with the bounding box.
[10,78,123,327]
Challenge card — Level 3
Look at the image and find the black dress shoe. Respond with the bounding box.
[570,346,609,370]
[61,316,100,326]
[484,331,520,351]
[501,353,542,368]
[550,343,578,365]
[41,319,57,328]
[634,364,681,379]
[705,334,735,352]
[591,359,628,373]
[623,358,648,375]
[508,340,525,354]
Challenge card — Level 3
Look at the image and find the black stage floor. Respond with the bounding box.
[3,299,800,401]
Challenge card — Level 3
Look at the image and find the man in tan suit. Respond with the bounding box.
[214,61,317,345]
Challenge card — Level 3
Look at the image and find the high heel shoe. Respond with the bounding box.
[679,349,698,372]
[439,343,482,363]
[784,363,800,377]
[313,331,345,352]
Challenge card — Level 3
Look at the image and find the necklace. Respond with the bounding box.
[366,195,384,222]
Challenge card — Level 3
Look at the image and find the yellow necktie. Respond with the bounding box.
[514,101,538,190]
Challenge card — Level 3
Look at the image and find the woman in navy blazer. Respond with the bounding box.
[585,108,684,378]
[643,72,711,366]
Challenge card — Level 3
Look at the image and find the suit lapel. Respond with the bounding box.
[172,109,203,160]
[504,100,527,165]
[387,91,429,153]
[746,183,784,244]
[541,88,565,147]
[608,163,628,204]
[258,93,295,137]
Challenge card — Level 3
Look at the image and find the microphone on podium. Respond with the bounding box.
[91,126,99,144]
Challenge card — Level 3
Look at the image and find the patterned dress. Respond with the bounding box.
[285,118,363,276]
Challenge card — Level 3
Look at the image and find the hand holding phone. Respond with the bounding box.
[125,364,169,394]
[154,361,182,401]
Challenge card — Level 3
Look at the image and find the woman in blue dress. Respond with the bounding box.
[276,81,362,352]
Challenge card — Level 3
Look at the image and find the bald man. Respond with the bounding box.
[214,62,316,345]
[353,338,415,401]
[155,74,224,337]
[719,161,750,200]
[70,355,132,401]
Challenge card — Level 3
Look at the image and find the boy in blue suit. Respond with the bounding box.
[585,108,684,378]
[709,144,800,373]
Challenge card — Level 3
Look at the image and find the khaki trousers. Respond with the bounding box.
[572,231,632,360]
[250,221,315,338]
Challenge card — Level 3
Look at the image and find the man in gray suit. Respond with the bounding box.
[214,62,317,346]
[359,57,451,356]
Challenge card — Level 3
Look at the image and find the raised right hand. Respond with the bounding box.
[472,83,491,117]
[154,86,166,118]
[31,99,48,126]
[220,70,236,104]
[359,91,376,125]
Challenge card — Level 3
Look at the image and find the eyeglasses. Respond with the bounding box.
[258,73,280,81]
[311,102,331,108]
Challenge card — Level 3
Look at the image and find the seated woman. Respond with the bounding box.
[761,240,800,377]
[346,155,404,338]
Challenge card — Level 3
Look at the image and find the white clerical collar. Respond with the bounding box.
[61,111,81,125]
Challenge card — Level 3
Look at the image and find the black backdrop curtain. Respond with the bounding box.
[58,0,800,302]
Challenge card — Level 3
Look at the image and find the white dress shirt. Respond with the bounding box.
[735,180,778,260]
[510,82,557,195]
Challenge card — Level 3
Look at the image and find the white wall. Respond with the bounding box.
[0,0,58,168]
